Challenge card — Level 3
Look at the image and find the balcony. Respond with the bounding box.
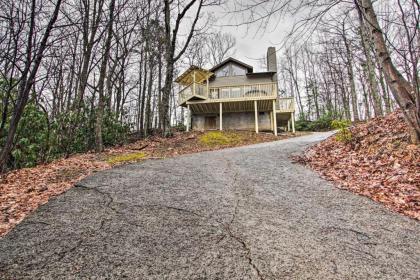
[178,83,207,105]
[178,82,278,106]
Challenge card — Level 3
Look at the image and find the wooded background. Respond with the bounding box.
[0,0,418,171]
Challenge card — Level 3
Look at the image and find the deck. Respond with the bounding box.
[178,82,294,113]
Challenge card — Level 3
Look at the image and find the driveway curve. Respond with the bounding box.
[1,132,419,279]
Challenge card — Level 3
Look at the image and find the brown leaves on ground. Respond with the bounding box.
[0,154,110,236]
[1,130,305,236]
[295,111,420,220]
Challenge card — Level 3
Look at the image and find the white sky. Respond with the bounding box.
[176,0,292,72]
[201,3,294,71]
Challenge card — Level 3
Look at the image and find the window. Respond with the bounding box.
[215,64,230,77]
[231,64,246,76]
[209,88,219,99]
[231,87,241,98]
[214,62,247,77]
[220,88,230,98]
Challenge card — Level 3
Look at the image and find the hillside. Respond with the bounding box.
[296,111,420,220]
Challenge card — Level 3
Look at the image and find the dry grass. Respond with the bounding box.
[106,152,146,165]
[199,131,243,146]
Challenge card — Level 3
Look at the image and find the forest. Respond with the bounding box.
[0,0,418,172]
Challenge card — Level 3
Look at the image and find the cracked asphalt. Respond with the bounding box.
[1,132,420,279]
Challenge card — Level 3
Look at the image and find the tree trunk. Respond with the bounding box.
[157,48,163,130]
[94,0,116,152]
[144,57,154,137]
[73,0,104,112]
[357,3,383,118]
[139,52,148,134]
[378,62,392,114]
[358,70,371,120]
[358,0,420,142]
[342,31,360,121]
[161,61,174,135]
[136,54,143,132]
[161,0,204,136]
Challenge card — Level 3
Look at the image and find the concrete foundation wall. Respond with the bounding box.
[192,112,272,131]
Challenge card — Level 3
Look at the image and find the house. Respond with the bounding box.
[175,47,295,135]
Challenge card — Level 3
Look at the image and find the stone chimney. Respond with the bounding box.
[267,47,277,83]
[266,47,277,73]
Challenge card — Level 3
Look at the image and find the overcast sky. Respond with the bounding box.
[205,3,295,71]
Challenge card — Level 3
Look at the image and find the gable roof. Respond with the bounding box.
[209,57,253,73]
[175,65,214,86]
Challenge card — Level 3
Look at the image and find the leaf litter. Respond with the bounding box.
[294,111,419,220]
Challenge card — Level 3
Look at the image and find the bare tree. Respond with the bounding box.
[230,0,418,141]
[0,0,63,171]
[161,0,215,135]
[357,0,419,142]
[94,0,116,152]
[207,31,236,66]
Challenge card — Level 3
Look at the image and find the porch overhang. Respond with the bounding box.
[175,66,214,86]
[187,98,276,113]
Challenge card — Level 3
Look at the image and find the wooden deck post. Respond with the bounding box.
[287,120,290,132]
[206,78,209,97]
[291,112,295,133]
[193,71,196,95]
[219,102,223,130]
[254,100,259,134]
[270,111,273,131]
[186,104,191,132]
[272,99,277,136]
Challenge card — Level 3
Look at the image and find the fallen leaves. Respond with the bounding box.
[0,154,110,236]
[294,111,420,220]
[1,130,306,236]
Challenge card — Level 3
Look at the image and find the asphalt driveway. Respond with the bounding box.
[1,132,419,279]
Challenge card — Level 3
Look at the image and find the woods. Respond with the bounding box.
[0,0,418,172]
[0,0,222,171]
[1,1,420,273]
[231,0,418,139]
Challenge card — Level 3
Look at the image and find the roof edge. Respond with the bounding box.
[209,57,253,73]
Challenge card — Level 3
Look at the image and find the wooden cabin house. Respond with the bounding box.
[175,47,295,135]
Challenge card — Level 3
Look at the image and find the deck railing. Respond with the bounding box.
[208,83,277,100]
[277,97,295,112]
[178,82,278,105]
[178,83,207,105]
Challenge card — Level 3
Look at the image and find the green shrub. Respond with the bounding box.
[295,113,335,131]
[10,103,50,168]
[331,119,352,142]
[293,111,352,132]
[310,113,335,131]
[102,112,131,147]
[52,110,130,156]
[173,122,186,132]
[0,100,131,170]
[295,119,312,131]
